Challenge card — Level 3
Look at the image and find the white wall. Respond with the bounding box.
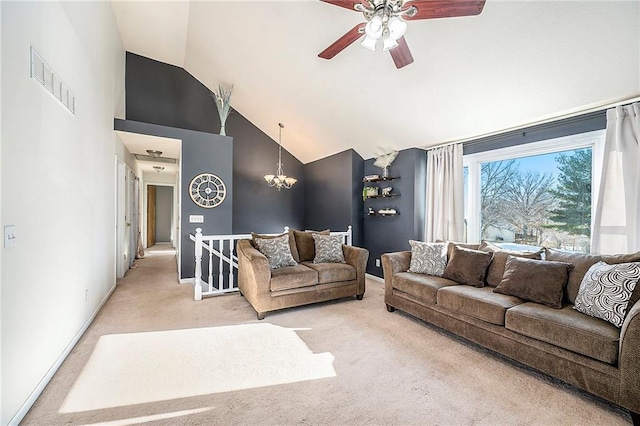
[0,2,124,424]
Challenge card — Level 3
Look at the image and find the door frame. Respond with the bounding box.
[143,181,178,249]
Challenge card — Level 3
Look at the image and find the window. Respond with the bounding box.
[464,130,605,253]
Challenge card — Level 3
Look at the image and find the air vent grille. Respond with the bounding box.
[30,47,75,115]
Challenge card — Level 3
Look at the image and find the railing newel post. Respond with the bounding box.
[194,228,203,301]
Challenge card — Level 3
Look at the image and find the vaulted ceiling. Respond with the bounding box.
[111,1,640,164]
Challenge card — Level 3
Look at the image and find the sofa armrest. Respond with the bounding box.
[619,301,640,413]
[381,251,411,300]
[237,239,271,298]
[343,245,369,296]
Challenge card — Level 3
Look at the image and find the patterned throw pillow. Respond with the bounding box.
[312,234,345,263]
[574,261,640,327]
[407,241,447,276]
[254,234,298,269]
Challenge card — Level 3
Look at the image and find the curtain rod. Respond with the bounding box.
[422,96,640,151]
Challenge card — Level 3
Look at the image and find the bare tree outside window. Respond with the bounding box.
[477,148,592,253]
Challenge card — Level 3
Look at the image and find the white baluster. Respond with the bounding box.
[347,225,352,246]
[208,238,213,292]
[219,239,224,290]
[229,238,235,289]
[194,228,203,301]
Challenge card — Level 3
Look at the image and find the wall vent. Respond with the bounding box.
[30,47,75,115]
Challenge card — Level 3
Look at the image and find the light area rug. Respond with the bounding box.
[60,324,335,413]
[22,254,632,425]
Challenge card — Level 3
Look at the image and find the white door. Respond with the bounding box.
[116,157,127,278]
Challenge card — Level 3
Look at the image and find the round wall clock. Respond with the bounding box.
[189,173,226,208]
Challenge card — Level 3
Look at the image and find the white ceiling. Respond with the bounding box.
[111,0,640,164]
[116,130,181,174]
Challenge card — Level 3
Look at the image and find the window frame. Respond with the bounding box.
[463,129,605,244]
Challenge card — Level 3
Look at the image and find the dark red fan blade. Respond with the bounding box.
[389,37,414,69]
[319,0,367,12]
[403,0,485,21]
[318,23,366,59]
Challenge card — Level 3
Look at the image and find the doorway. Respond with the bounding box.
[147,184,174,248]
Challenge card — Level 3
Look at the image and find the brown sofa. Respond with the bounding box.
[237,231,369,320]
[382,244,640,421]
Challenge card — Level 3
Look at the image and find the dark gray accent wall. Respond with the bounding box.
[229,114,304,234]
[125,52,304,235]
[463,111,606,155]
[303,149,364,247]
[114,119,233,279]
[363,148,427,277]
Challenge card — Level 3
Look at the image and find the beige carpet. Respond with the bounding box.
[23,254,631,425]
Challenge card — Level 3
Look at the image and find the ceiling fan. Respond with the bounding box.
[318,0,486,69]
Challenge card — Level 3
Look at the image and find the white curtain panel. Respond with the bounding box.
[592,102,640,254]
[425,144,464,242]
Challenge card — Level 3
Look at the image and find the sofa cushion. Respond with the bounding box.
[574,261,640,327]
[494,257,572,309]
[293,229,330,262]
[253,234,298,270]
[479,241,544,287]
[544,248,640,304]
[443,245,493,288]
[437,286,524,325]
[393,272,458,305]
[407,241,447,276]
[505,302,620,364]
[270,265,318,292]
[302,262,356,284]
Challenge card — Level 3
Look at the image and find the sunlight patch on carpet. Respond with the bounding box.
[60,323,335,413]
[82,407,213,426]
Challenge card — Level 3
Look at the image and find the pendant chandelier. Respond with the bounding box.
[264,123,297,191]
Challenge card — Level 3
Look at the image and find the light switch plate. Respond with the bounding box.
[4,225,16,248]
[189,215,204,224]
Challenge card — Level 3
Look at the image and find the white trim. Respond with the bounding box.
[8,284,117,426]
[179,277,195,285]
[463,129,605,244]
[423,96,639,151]
[366,273,384,283]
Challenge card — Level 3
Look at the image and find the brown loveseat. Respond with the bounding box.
[382,243,640,421]
[238,230,369,320]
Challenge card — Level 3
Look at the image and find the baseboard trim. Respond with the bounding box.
[8,283,117,426]
[179,277,194,285]
[366,273,384,283]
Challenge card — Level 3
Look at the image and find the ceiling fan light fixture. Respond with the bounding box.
[365,15,383,39]
[388,16,407,40]
[361,35,378,51]
[382,33,399,51]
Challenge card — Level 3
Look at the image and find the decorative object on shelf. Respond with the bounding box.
[363,174,380,182]
[368,207,375,215]
[382,186,393,196]
[264,123,297,191]
[363,186,379,200]
[378,208,397,215]
[212,84,233,136]
[152,166,164,173]
[146,149,162,158]
[374,150,398,178]
[189,172,226,208]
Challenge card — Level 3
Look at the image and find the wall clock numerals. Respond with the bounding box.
[189,173,226,208]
